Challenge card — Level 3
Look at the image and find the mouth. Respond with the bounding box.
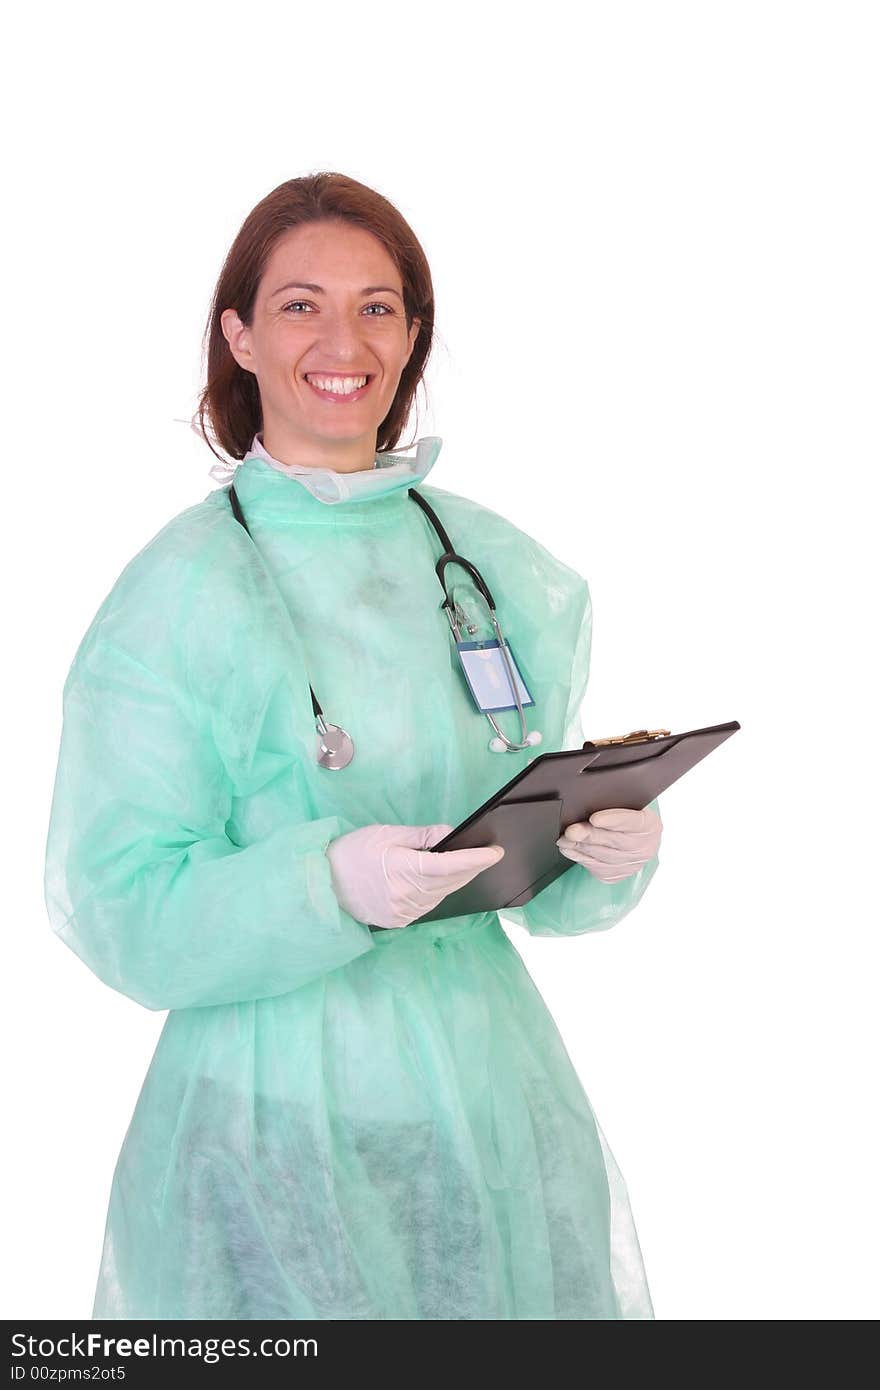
[303,372,375,403]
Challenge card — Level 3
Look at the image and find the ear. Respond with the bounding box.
[220,307,256,374]
[405,315,422,362]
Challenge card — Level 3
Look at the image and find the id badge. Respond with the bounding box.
[455,639,535,713]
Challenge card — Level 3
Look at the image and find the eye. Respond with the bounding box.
[280,300,394,316]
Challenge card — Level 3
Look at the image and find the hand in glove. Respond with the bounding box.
[556,807,662,884]
[325,823,504,930]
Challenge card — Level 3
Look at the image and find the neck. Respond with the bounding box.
[260,423,378,473]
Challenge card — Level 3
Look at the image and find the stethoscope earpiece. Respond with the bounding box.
[489,729,543,753]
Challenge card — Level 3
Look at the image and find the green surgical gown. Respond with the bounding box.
[43,447,661,1320]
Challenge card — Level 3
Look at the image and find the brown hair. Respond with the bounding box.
[193,172,435,464]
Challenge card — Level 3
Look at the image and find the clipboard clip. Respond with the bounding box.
[585,727,672,748]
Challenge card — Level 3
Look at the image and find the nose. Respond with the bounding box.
[313,310,373,364]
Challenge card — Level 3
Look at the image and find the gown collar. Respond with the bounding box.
[210,432,442,516]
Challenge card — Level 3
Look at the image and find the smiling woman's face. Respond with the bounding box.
[221,219,421,471]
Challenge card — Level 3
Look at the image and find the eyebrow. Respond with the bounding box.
[269,281,404,302]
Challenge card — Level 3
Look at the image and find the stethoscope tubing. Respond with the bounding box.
[228,480,536,757]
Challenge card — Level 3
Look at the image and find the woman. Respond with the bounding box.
[44,172,663,1320]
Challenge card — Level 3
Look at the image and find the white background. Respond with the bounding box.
[4,0,877,1322]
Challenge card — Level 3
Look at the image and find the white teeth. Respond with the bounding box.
[306,374,368,394]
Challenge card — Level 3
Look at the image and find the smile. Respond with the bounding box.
[304,373,374,401]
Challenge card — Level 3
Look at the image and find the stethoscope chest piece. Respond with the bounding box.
[316,720,355,770]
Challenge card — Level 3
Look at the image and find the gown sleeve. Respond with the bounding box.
[43,535,376,1013]
[499,579,661,938]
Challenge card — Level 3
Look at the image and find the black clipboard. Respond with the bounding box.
[386,719,740,928]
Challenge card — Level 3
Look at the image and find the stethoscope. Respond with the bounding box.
[228,483,543,769]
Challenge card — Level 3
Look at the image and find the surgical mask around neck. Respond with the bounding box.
[209,432,442,504]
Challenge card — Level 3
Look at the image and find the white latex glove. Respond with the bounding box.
[556,807,662,884]
[325,823,505,930]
